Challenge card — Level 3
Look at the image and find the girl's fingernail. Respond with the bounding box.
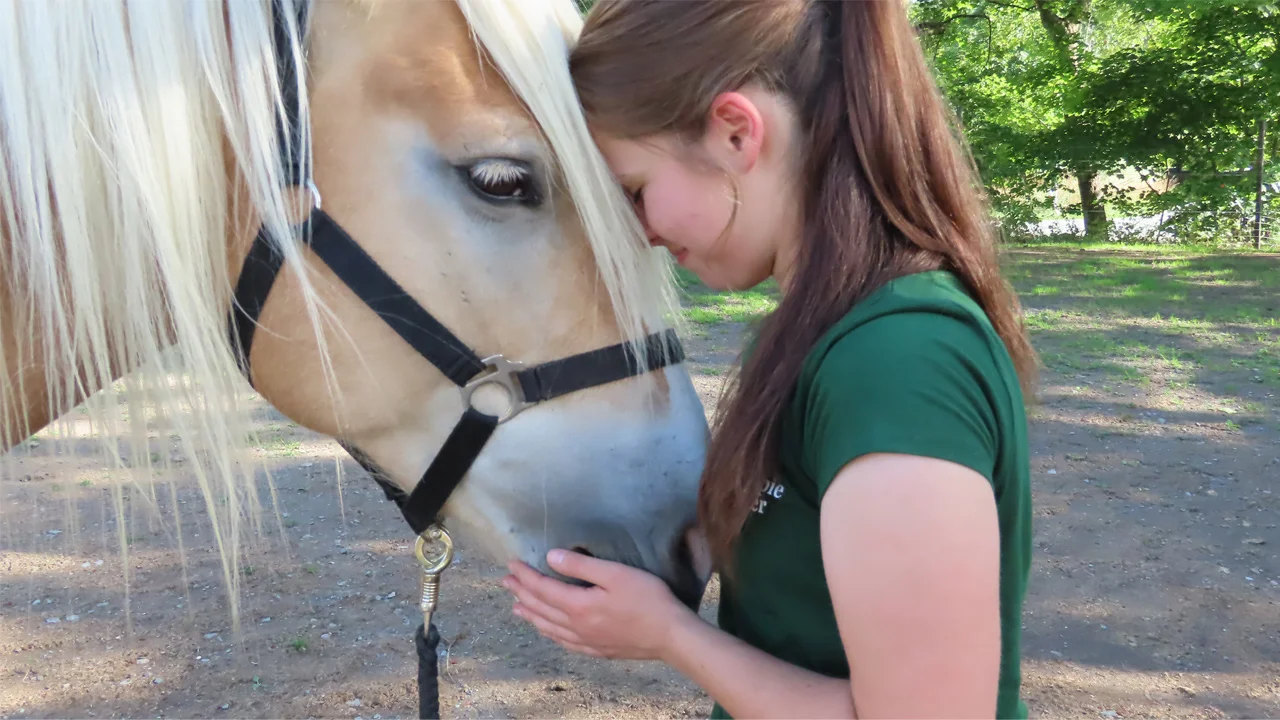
[547,549,566,566]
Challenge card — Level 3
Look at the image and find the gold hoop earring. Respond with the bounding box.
[712,174,742,248]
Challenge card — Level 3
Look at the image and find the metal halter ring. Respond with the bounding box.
[414,524,455,575]
[460,355,534,424]
[304,179,322,212]
[281,179,323,227]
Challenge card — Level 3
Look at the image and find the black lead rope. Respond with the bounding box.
[238,3,687,717]
[230,211,683,720]
[416,623,442,720]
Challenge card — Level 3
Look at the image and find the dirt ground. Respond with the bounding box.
[2,247,1279,719]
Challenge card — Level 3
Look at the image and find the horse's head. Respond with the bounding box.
[230,0,710,604]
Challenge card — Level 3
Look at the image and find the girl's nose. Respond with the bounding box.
[640,216,665,248]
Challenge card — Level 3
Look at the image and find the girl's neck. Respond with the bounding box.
[772,247,797,295]
[770,204,803,296]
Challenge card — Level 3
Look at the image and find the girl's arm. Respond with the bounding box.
[502,450,1001,719]
[820,452,1003,719]
[661,607,857,718]
[663,451,1001,719]
[506,546,858,718]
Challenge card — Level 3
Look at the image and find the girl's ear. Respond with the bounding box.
[702,90,764,175]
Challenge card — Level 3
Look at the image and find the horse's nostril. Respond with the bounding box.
[668,531,708,611]
[570,546,596,559]
[675,535,693,570]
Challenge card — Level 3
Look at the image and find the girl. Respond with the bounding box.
[502,1,1037,718]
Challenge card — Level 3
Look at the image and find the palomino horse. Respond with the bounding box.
[0,0,710,628]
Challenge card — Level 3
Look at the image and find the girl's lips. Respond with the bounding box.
[651,237,689,265]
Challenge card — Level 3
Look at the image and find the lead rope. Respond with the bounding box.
[413,525,454,719]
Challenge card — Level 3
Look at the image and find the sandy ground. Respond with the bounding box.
[2,250,1279,719]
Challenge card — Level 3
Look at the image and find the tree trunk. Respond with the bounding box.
[1076,170,1108,237]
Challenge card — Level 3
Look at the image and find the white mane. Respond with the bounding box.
[0,0,328,626]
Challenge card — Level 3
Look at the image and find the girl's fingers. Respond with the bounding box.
[513,603,586,648]
[504,575,574,627]
[507,561,592,616]
[557,639,605,658]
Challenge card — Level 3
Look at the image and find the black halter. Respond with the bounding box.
[230,0,685,536]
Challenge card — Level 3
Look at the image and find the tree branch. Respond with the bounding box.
[916,12,991,36]
[984,0,1035,11]
[1063,0,1092,25]
[1033,0,1076,68]
[915,10,996,70]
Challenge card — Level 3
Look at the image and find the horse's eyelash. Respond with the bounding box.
[469,160,528,185]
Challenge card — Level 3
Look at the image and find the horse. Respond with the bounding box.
[0,0,711,633]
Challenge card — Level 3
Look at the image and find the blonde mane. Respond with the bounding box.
[0,0,678,630]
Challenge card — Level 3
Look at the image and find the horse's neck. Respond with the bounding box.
[0,230,151,452]
[0,153,261,453]
[0,260,64,451]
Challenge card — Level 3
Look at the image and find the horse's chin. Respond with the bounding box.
[494,539,709,614]
[431,374,710,608]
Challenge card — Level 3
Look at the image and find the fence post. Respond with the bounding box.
[1254,117,1267,249]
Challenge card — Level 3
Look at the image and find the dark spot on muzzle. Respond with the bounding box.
[551,543,706,611]
[669,534,708,611]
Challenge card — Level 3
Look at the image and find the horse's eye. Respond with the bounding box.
[464,159,540,206]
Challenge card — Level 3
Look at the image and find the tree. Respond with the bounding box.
[914,0,1280,241]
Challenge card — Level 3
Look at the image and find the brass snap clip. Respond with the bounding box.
[415,524,455,635]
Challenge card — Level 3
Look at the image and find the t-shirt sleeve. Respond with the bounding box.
[803,310,1002,497]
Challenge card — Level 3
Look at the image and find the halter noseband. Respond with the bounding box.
[228,0,685,536]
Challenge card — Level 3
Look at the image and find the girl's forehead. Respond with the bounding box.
[596,136,662,181]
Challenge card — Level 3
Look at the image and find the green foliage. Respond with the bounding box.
[913,0,1280,242]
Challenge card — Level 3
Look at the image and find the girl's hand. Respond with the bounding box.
[502,549,699,661]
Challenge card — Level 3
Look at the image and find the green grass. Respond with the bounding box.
[1007,237,1280,255]
[675,266,778,325]
[250,436,303,457]
[1001,248,1280,323]
[1003,247,1280,402]
[677,244,1280,414]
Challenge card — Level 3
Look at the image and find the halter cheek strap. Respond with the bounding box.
[230,0,684,538]
[229,201,683,535]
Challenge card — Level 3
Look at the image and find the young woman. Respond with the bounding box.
[501,1,1038,718]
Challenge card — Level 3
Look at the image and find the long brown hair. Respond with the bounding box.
[571,0,1038,569]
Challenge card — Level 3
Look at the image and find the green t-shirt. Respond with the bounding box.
[711,270,1031,720]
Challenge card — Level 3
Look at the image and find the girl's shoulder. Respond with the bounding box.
[787,269,1027,496]
[800,269,999,378]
